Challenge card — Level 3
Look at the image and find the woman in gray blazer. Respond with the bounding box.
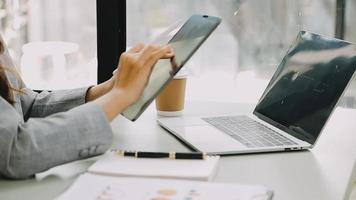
[0,36,174,179]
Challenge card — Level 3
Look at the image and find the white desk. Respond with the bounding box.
[0,101,356,200]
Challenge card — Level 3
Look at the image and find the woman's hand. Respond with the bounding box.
[112,43,174,106]
[92,43,174,121]
[85,77,115,102]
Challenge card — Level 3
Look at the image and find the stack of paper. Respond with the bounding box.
[57,151,273,199]
[58,173,273,200]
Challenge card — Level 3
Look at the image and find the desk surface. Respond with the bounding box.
[1,101,356,200]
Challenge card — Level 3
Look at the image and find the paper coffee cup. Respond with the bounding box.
[156,70,187,116]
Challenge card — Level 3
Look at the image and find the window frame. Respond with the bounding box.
[335,0,346,39]
[96,0,126,84]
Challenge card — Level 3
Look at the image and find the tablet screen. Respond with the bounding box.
[122,15,221,121]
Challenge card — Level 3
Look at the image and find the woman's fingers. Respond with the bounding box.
[161,45,174,58]
[140,44,174,64]
[119,43,174,76]
[142,46,174,74]
[138,44,161,62]
[111,43,175,106]
[127,43,145,53]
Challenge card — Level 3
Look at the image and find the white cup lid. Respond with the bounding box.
[157,110,184,117]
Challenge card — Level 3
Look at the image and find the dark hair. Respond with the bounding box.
[0,41,15,104]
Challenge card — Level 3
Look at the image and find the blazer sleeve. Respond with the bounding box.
[20,87,91,119]
[0,97,113,179]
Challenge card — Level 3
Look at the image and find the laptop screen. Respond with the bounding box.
[254,31,356,144]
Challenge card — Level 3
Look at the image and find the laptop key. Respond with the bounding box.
[202,116,297,148]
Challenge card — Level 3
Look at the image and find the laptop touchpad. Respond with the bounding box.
[169,125,245,152]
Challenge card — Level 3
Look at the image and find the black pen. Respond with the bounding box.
[112,150,206,160]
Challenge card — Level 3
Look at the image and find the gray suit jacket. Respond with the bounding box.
[0,39,113,179]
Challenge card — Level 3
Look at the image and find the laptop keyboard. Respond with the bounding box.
[202,116,297,148]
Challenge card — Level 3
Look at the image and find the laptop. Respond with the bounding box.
[157,31,356,155]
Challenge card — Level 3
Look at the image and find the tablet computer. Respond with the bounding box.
[122,14,221,121]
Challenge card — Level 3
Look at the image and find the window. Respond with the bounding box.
[342,0,356,108]
[2,0,354,107]
[127,0,337,104]
[0,0,29,62]
[25,0,98,90]
[344,0,355,42]
[2,0,98,90]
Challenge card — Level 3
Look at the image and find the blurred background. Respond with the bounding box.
[1,0,356,106]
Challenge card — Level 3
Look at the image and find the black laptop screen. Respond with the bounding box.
[254,31,356,144]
